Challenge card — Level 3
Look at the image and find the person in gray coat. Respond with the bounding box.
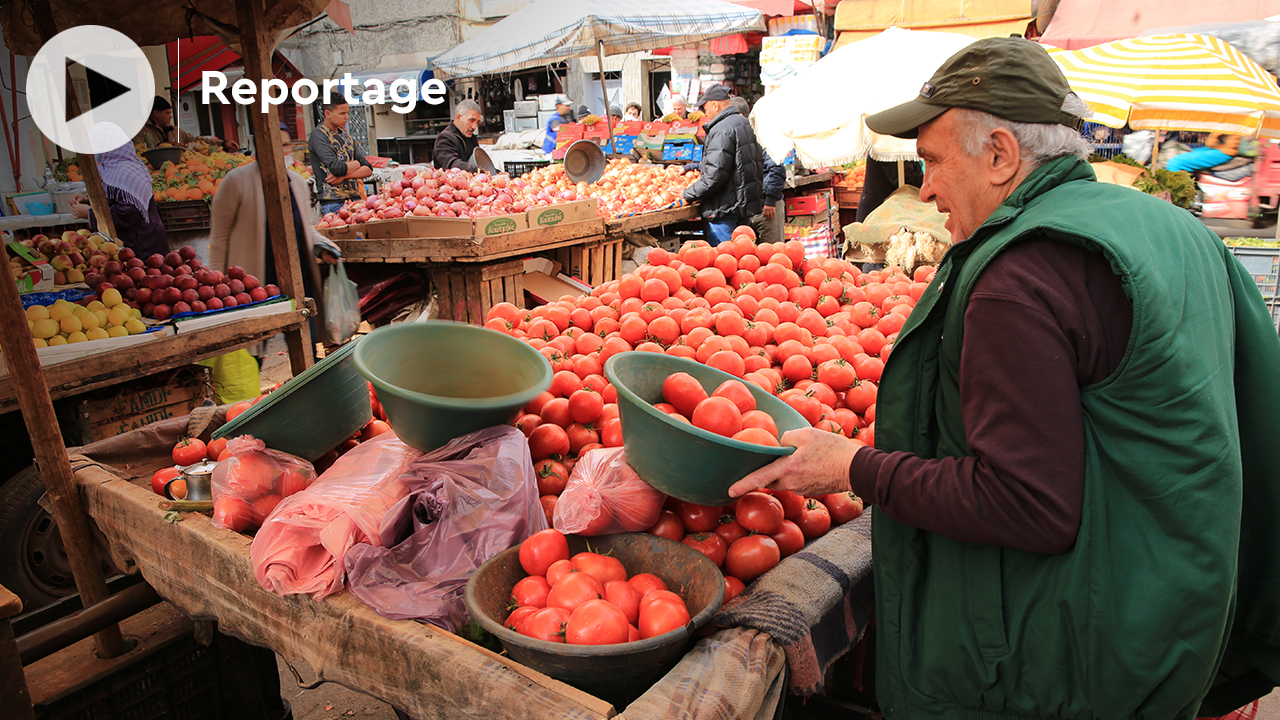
[681,85,764,246]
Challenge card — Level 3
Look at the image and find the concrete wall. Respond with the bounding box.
[278,0,461,81]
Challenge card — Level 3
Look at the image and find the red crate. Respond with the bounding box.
[785,192,831,216]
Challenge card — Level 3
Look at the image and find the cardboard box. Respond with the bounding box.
[666,120,700,141]
[786,192,831,216]
[761,35,823,65]
[403,216,474,238]
[8,241,54,293]
[556,123,586,142]
[643,122,671,134]
[605,136,636,154]
[528,199,599,228]
[615,121,645,135]
[662,142,703,162]
[523,269,593,305]
[475,212,531,238]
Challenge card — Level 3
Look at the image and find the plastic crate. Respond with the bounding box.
[503,159,551,178]
[157,199,211,232]
[1228,246,1280,302]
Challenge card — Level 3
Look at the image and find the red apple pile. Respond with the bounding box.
[86,245,279,320]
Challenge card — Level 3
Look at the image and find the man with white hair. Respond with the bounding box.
[433,99,482,172]
[730,37,1280,719]
[670,94,688,119]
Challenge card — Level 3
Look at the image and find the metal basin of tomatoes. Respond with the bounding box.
[604,352,810,506]
[353,321,552,453]
[464,532,725,709]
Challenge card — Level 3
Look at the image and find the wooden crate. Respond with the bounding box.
[542,238,624,287]
[77,367,211,442]
[157,199,211,231]
[432,259,525,324]
[834,186,863,210]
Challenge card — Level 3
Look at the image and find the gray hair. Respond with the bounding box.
[953,94,1094,169]
[454,99,481,118]
[671,94,687,107]
[729,96,749,112]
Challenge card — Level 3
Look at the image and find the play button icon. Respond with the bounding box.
[65,61,133,124]
[28,26,154,155]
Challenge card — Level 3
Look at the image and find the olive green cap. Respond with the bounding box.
[866,37,1085,139]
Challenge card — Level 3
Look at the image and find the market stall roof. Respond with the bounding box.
[169,37,240,93]
[751,27,976,166]
[724,0,810,15]
[832,0,1031,49]
[0,0,328,56]
[1039,0,1280,50]
[1049,33,1280,137]
[431,0,767,78]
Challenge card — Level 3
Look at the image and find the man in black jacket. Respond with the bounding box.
[433,99,482,172]
[682,85,764,246]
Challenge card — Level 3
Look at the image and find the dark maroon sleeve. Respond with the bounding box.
[848,238,1132,554]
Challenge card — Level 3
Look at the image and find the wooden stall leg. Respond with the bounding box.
[0,585,35,720]
[0,245,127,658]
[237,0,313,377]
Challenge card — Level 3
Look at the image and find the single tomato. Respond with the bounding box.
[725,535,781,583]
[540,495,557,526]
[535,459,570,496]
[724,576,747,603]
[545,559,574,587]
[628,573,669,597]
[603,580,642,625]
[638,596,691,639]
[528,424,571,460]
[519,529,570,576]
[735,492,785,534]
[682,532,728,567]
[565,599,630,645]
[505,606,538,633]
[571,552,627,584]
[151,466,180,496]
[172,438,207,467]
[773,490,806,520]
[820,491,865,525]
[511,575,552,609]
[645,510,685,541]
[520,607,570,642]
[769,519,805,558]
[714,516,749,546]
[678,502,721,534]
[546,572,604,612]
[796,498,832,539]
[662,372,708,418]
[691,396,742,437]
[205,437,228,461]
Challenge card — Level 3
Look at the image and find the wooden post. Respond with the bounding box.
[597,41,617,154]
[0,245,127,658]
[21,0,128,660]
[0,585,35,720]
[236,0,314,376]
[27,0,116,239]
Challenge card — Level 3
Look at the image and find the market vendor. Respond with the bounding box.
[69,123,169,259]
[133,96,238,152]
[540,94,575,155]
[433,100,482,172]
[308,95,373,216]
[671,94,688,120]
[624,102,642,122]
[729,37,1280,719]
[681,84,763,246]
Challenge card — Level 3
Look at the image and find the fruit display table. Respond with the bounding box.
[0,214,87,232]
[66,412,874,720]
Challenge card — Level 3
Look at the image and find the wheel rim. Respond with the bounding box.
[20,503,75,598]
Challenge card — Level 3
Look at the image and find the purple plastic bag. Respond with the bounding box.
[342,425,548,630]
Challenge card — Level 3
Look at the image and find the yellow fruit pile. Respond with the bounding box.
[148,148,254,203]
[26,291,147,348]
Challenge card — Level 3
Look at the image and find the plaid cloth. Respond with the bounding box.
[712,511,874,696]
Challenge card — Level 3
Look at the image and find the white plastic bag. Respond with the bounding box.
[324,259,360,343]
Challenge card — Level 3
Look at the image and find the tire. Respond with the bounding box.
[0,465,77,610]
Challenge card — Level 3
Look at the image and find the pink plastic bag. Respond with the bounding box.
[249,432,423,599]
[552,447,666,536]
[342,426,547,631]
[210,435,317,532]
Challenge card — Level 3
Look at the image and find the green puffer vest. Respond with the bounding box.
[872,155,1280,720]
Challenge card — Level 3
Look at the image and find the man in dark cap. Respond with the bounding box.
[134,96,237,151]
[730,37,1280,719]
[681,84,762,246]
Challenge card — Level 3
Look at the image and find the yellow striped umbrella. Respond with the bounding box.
[1048,33,1280,138]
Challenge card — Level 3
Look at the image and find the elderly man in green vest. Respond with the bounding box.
[731,37,1280,720]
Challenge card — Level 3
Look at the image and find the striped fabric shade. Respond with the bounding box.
[1048,34,1280,138]
[432,0,766,78]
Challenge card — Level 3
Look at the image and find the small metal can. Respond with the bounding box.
[169,460,217,502]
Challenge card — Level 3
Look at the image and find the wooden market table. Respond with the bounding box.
[0,308,310,414]
[64,412,874,720]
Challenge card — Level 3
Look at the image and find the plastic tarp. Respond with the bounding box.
[832,0,1032,45]
[1039,0,1280,50]
[750,27,975,166]
[432,0,766,78]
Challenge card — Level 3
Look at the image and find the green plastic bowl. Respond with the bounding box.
[353,321,552,453]
[213,339,371,461]
[604,352,810,506]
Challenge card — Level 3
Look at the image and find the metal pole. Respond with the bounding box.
[597,41,617,154]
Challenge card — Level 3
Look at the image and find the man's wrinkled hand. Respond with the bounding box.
[727,427,860,499]
[763,204,776,219]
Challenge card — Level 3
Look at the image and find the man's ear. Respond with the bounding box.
[988,126,1022,185]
